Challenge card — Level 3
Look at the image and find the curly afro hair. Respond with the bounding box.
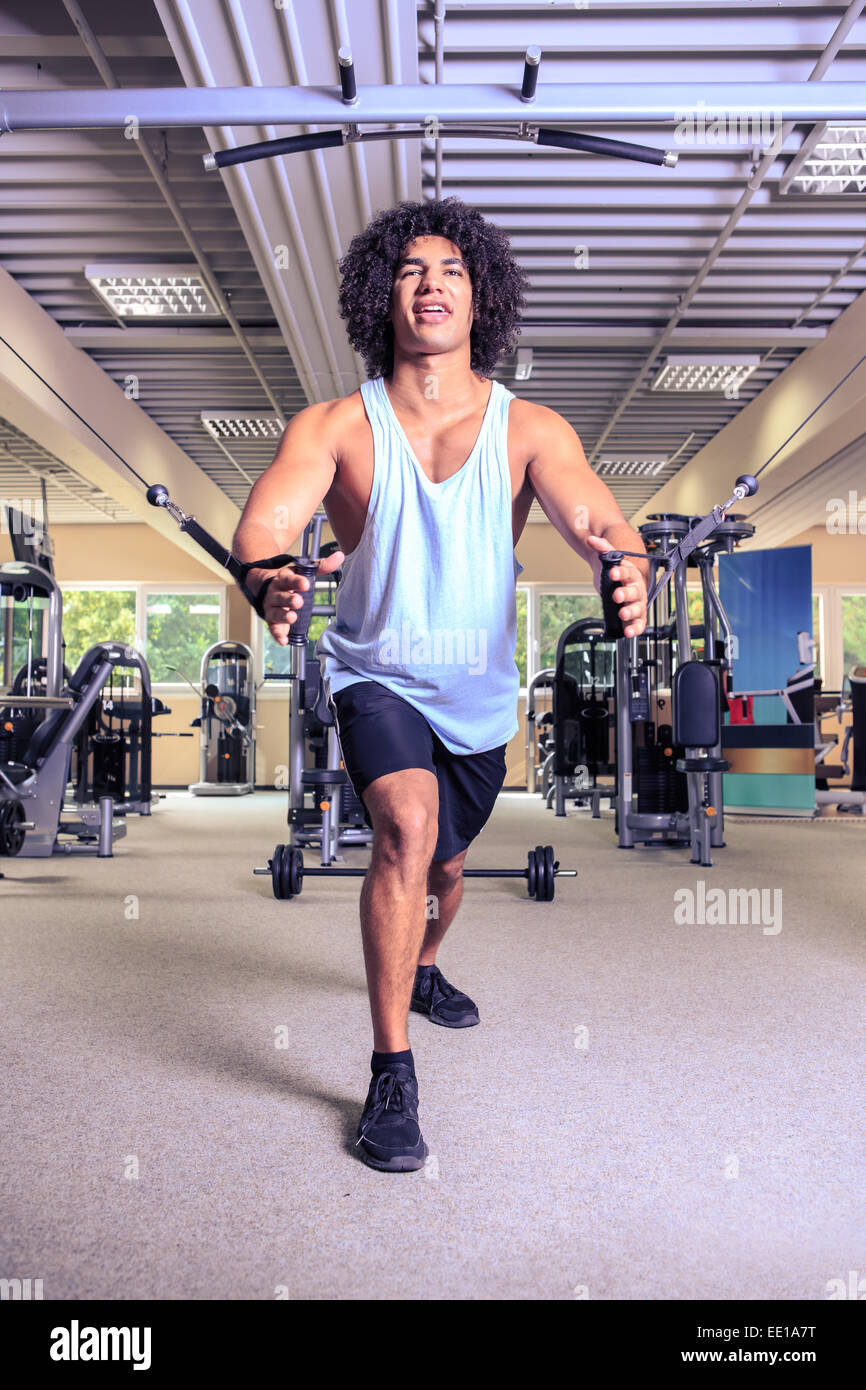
[337,197,528,379]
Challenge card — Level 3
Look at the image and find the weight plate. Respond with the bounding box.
[543,845,555,901]
[526,847,536,899]
[0,800,26,857]
[288,846,304,897]
[271,844,287,900]
[533,844,546,903]
[279,845,296,900]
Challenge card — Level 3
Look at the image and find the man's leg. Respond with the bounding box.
[359,767,440,1053]
[418,850,469,966]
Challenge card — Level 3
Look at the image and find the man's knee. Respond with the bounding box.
[429,848,468,885]
[365,769,439,861]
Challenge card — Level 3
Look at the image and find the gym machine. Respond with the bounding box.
[0,560,133,859]
[0,548,182,864]
[825,666,866,812]
[598,477,759,867]
[267,514,372,866]
[525,667,555,797]
[728,638,866,815]
[187,641,256,795]
[549,618,617,819]
[609,512,754,864]
[71,645,178,816]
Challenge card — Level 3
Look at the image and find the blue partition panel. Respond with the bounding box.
[718,546,814,815]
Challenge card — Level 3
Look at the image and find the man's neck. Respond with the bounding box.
[385,352,489,417]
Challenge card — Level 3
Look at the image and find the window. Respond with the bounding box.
[537,592,601,672]
[841,593,866,684]
[812,593,824,682]
[143,590,221,685]
[61,588,136,671]
[514,587,527,687]
[1,593,48,684]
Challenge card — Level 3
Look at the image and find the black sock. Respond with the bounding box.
[416,963,437,973]
[371,1048,414,1076]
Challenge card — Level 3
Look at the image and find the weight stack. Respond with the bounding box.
[636,744,688,814]
[340,780,367,828]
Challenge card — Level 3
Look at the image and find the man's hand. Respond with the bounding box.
[583,533,648,639]
[264,549,345,646]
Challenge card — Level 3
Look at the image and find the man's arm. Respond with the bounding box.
[524,404,649,638]
[233,401,345,644]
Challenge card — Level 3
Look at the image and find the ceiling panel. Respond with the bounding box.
[0,0,864,533]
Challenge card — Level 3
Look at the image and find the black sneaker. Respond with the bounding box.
[355,1064,428,1172]
[410,965,479,1028]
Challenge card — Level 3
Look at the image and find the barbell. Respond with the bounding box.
[254,843,577,903]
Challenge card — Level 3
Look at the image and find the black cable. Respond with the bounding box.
[753,348,866,481]
[3,328,865,518]
[0,331,151,491]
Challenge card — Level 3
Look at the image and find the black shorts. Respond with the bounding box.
[328,679,507,862]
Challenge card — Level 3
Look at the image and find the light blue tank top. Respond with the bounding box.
[315,375,525,755]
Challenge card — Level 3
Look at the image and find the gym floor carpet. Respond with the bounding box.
[1,793,862,1300]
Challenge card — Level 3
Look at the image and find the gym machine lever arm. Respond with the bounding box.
[599,474,759,639]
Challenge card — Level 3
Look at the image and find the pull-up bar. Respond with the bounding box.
[203,124,677,172]
[197,48,676,176]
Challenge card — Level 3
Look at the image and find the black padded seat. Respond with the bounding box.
[676,756,729,774]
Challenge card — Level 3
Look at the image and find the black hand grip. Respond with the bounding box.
[288,559,319,646]
[600,551,625,639]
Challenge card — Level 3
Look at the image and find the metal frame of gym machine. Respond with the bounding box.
[612,511,755,866]
[280,513,372,866]
[189,640,257,795]
[0,561,132,857]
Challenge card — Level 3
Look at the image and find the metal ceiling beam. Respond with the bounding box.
[516,326,826,348]
[58,0,286,428]
[60,323,823,350]
[3,83,866,131]
[63,327,285,349]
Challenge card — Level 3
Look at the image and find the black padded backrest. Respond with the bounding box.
[69,645,112,692]
[850,667,865,790]
[303,650,333,727]
[673,661,720,748]
[785,669,815,724]
[22,707,68,767]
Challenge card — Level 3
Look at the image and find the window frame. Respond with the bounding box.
[836,583,866,689]
[525,582,600,691]
[58,581,225,692]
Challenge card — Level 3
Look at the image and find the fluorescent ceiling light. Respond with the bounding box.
[795,126,866,194]
[594,456,668,477]
[85,264,220,318]
[188,604,221,614]
[514,347,533,381]
[201,413,283,441]
[147,603,171,615]
[652,356,759,393]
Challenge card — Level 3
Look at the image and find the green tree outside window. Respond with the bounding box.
[60,589,136,671]
[841,594,866,684]
[538,593,601,673]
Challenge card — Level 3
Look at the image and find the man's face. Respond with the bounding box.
[388,234,474,360]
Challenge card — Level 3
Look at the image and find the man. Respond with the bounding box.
[233,198,649,1173]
